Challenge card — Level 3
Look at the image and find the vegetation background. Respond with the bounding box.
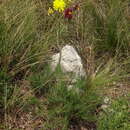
[0,0,130,129]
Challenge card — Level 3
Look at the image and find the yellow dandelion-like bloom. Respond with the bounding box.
[53,0,66,12]
[48,7,54,15]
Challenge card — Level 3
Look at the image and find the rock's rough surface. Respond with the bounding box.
[50,45,86,77]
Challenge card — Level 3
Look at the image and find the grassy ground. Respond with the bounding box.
[0,0,130,129]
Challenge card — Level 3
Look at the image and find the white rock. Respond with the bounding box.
[104,97,110,104]
[50,45,86,78]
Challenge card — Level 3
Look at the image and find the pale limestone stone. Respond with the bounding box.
[50,45,86,78]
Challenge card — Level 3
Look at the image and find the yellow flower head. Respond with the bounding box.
[53,0,66,12]
[48,7,54,15]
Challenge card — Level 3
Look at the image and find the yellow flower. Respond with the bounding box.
[53,0,66,12]
[48,7,54,15]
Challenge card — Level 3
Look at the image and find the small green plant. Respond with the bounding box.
[97,96,130,130]
[29,65,53,95]
[45,78,102,129]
